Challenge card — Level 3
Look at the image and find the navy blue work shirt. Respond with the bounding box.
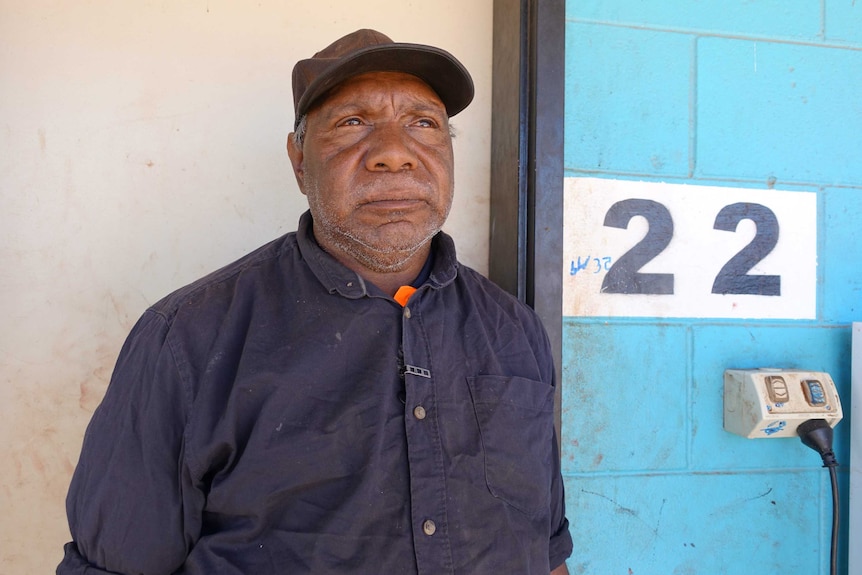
[59,211,573,574]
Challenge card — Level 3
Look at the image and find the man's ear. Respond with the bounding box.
[286,135,306,195]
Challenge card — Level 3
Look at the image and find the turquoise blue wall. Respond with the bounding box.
[561,2,861,573]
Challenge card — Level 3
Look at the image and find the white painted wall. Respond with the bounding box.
[0,1,492,572]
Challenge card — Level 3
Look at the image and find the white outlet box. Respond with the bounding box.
[724,369,843,439]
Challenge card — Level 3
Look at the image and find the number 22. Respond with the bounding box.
[600,199,781,296]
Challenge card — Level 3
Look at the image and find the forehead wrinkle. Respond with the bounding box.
[322,96,445,122]
[314,74,447,122]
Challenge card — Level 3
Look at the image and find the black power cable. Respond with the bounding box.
[797,419,840,575]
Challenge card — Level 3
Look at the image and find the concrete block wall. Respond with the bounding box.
[561,2,861,573]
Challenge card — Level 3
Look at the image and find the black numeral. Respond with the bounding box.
[711,202,781,296]
[601,199,674,295]
[585,199,784,298]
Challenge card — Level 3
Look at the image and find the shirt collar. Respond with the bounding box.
[295,210,459,299]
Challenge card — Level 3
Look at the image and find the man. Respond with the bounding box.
[59,29,572,574]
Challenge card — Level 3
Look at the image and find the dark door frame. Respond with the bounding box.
[489,0,565,436]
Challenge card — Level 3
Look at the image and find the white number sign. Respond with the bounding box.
[563,178,817,319]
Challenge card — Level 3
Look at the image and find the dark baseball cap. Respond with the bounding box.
[291,29,475,128]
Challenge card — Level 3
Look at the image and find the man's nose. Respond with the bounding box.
[364,123,418,172]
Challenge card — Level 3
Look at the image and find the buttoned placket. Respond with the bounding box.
[400,296,455,574]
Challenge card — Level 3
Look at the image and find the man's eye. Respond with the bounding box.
[339,117,363,127]
[414,118,438,128]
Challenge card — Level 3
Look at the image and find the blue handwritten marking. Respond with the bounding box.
[762,421,786,435]
[570,257,589,276]
[599,256,611,273]
[570,256,613,276]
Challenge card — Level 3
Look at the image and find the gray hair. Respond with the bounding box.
[292,115,308,147]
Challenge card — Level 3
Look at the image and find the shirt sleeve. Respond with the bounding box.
[58,310,204,575]
[548,427,574,569]
[536,319,574,570]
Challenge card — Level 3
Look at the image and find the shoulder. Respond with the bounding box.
[455,264,544,325]
[148,232,300,323]
[449,263,552,358]
[446,263,556,384]
[431,233,541,327]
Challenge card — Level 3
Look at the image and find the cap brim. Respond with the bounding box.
[295,43,474,124]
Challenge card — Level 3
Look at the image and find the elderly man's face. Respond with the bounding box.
[288,71,455,273]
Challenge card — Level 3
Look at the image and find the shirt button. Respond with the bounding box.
[404,307,412,319]
[413,405,426,420]
[422,519,436,536]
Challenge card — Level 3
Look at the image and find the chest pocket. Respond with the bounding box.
[466,375,555,516]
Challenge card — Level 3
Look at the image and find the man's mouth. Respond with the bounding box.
[361,198,425,210]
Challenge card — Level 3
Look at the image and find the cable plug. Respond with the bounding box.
[797,418,839,468]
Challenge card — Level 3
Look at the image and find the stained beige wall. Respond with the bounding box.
[0,1,492,572]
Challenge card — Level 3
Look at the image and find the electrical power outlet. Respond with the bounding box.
[724,369,843,439]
